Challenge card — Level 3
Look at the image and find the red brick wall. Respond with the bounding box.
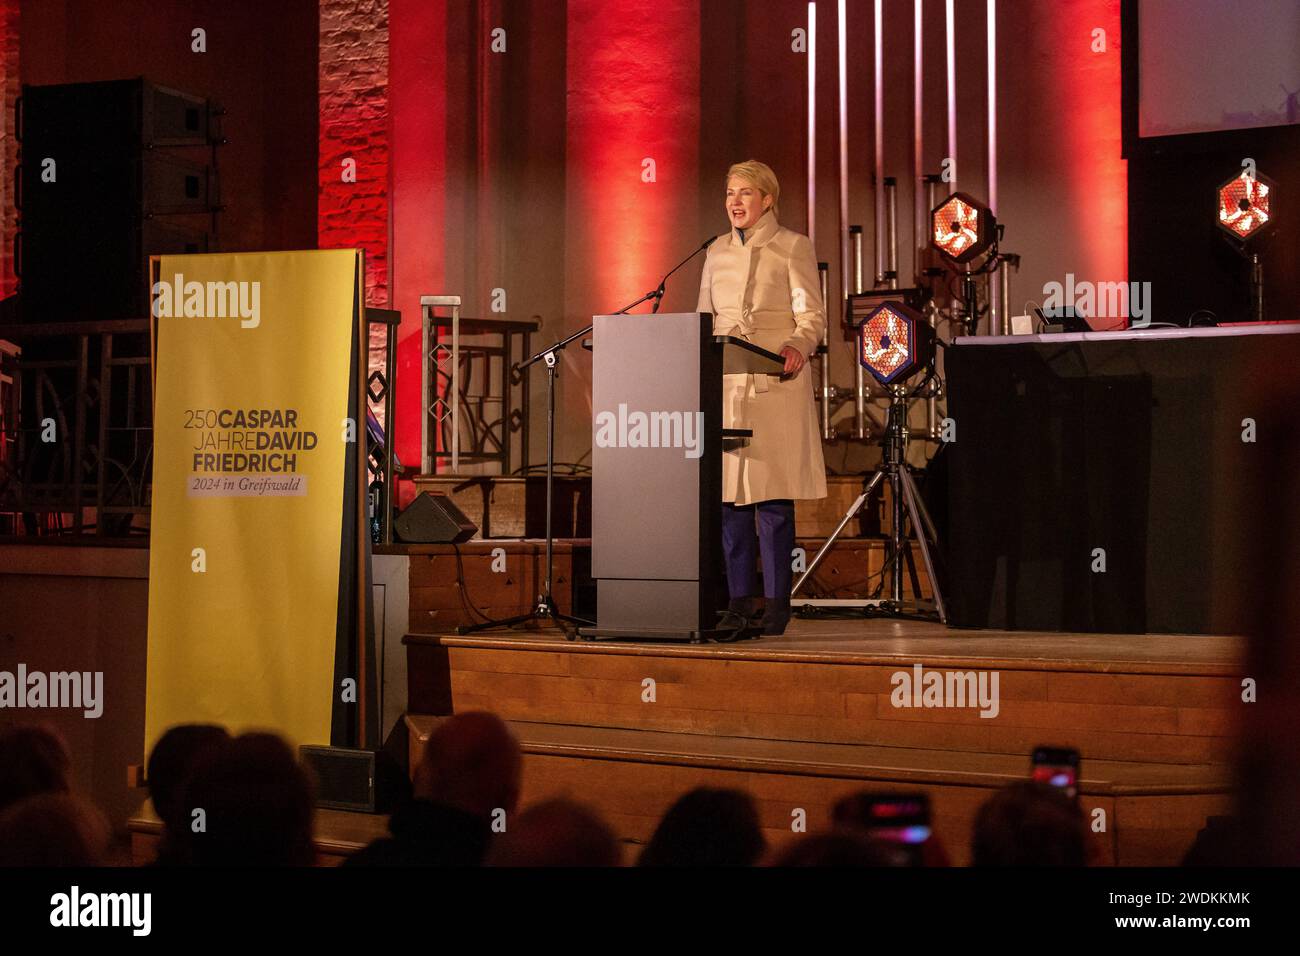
[319,0,390,308]
[0,0,18,299]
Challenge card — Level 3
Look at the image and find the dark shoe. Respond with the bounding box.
[760,596,792,635]
[728,595,761,620]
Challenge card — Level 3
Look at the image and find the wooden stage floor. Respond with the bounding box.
[440,616,1245,676]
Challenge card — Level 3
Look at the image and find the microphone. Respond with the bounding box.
[651,235,721,313]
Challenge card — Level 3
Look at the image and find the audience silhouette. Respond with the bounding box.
[971,780,1087,867]
[638,788,765,867]
[347,711,521,866]
[0,716,1250,867]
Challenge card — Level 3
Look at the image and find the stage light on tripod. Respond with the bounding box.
[931,191,996,263]
[1216,168,1278,323]
[858,301,935,386]
[1217,170,1276,241]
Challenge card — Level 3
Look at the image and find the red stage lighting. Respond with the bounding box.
[931,191,996,263]
[1217,171,1276,241]
[858,301,934,386]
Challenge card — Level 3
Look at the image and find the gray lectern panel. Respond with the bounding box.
[588,312,723,637]
[597,580,703,631]
[592,313,719,582]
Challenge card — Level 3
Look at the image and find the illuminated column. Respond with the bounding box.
[565,0,700,316]
[564,0,700,455]
[389,0,447,492]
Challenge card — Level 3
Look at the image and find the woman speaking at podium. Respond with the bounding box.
[696,160,827,636]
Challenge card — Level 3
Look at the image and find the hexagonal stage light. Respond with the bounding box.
[931,191,997,264]
[1217,171,1276,242]
[858,301,935,386]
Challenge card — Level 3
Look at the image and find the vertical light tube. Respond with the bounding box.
[925,178,940,439]
[851,226,864,293]
[885,178,898,289]
[945,0,957,193]
[838,0,849,305]
[999,257,1012,336]
[986,0,997,216]
[945,0,960,336]
[987,0,1002,335]
[808,2,816,244]
[838,0,863,438]
[913,0,924,283]
[874,0,885,285]
[810,4,831,439]
[926,296,940,437]
[819,262,832,439]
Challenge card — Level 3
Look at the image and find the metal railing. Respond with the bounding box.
[0,308,402,542]
[420,295,536,477]
[365,307,400,544]
[0,319,153,536]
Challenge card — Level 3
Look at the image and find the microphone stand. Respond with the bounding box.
[456,236,717,637]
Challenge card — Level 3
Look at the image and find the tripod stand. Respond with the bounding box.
[791,383,947,622]
[956,270,981,336]
[455,342,592,636]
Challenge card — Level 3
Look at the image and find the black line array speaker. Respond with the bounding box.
[394,492,477,544]
[16,77,221,322]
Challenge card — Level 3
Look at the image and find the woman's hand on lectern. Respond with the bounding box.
[780,346,806,378]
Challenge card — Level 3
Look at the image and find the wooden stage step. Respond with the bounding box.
[406,622,1244,765]
[402,620,1244,865]
[404,714,1231,866]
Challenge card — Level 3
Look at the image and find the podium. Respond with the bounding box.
[578,313,783,642]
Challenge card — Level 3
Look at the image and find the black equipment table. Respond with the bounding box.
[944,323,1300,634]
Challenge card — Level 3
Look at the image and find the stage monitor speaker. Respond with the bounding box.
[299,745,406,814]
[394,492,477,543]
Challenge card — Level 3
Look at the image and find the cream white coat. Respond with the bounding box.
[697,209,828,505]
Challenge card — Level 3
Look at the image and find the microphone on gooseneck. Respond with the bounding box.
[651,236,722,313]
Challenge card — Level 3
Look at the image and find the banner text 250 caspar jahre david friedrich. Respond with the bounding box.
[145,249,360,756]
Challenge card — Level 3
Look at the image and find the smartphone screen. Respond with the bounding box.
[1031,747,1080,799]
[857,793,932,864]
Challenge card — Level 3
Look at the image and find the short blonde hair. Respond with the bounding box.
[726,160,779,217]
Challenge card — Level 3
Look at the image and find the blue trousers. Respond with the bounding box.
[722,500,795,600]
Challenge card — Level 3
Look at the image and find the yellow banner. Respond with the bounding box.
[145,249,360,756]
